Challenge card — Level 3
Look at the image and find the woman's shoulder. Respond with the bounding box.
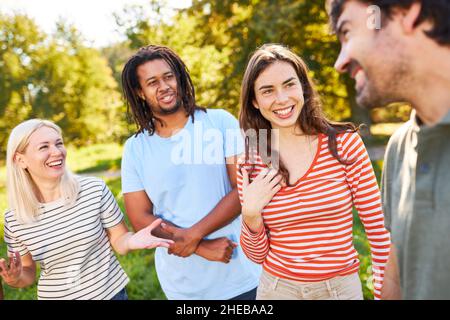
[76,175,106,190]
[336,130,364,146]
[4,208,15,223]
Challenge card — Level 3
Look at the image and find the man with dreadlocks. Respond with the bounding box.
[120,45,260,300]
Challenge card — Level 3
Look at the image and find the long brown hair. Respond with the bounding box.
[121,44,205,136]
[239,43,359,186]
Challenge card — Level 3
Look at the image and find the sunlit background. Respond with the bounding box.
[0,0,409,300]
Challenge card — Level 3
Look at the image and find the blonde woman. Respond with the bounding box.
[0,119,173,300]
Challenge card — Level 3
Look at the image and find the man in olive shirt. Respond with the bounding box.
[328,0,450,299]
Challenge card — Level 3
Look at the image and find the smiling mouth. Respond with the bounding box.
[47,160,63,168]
[159,93,175,103]
[273,106,294,116]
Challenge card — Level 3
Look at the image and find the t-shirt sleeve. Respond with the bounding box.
[3,215,29,256]
[121,138,145,194]
[216,109,244,158]
[99,181,124,229]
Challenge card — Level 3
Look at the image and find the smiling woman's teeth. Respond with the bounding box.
[48,160,62,167]
[274,106,293,116]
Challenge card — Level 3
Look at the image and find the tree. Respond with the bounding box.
[0,13,46,154]
[0,14,127,156]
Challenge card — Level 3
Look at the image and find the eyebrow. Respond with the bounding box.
[145,71,173,83]
[258,77,297,91]
[336,19,350,38]
[37,138,63,145]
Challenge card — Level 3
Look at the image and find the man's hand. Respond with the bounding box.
[161,223,202,257]
[196,237,238,263]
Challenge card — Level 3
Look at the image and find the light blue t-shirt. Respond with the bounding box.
[121,108,261,300]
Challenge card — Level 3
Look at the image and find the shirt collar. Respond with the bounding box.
[439,109,450,125]
[410,108,450,130]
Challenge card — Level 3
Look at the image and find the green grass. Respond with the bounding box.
[66,143,123,174]
[0,142,383,300]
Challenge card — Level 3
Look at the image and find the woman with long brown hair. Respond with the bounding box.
[237,44,391,300]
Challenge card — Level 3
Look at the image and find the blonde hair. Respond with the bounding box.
[6,119,79,224]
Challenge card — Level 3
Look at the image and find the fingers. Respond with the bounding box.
[269,174,283,189]
[147,218,163,231]
[253,167,271,182]
[147,241,172,249]
[0,258,7,273]
[160,222,176,235]
[7,253,17,275]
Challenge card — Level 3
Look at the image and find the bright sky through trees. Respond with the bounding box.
[0,0,191,47]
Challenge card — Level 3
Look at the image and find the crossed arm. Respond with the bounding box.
[123,158,241,263]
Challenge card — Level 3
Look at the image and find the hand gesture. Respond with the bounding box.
[197,237,238,264]
[0,251,22,286]
[128,219,174,250]
[160,223,202,258]
[241,167,282,222]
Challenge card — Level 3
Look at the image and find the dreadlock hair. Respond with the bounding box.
[121,44,205,136]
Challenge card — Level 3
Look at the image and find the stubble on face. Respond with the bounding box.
[150,96,182,116]
[355,27,412,109]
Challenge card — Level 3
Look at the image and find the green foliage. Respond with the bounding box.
[0,14,128,158]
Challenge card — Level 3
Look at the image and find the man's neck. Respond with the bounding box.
[408,44,450,126]
[155,109,190,138]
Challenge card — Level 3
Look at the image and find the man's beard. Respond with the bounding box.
[350,59,409,110]
[152,99,182,115]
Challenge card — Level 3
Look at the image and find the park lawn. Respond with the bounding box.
[0,143,383,300]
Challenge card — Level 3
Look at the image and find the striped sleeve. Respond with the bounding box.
[3,213,29,256]
[100,181,124,229]
[342,132,391,300]
[236,157,270,264]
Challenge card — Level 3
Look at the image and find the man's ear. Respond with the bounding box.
[14,153,27,169]
[136,89,145,100]
[401,2,422,34]
[252,99,260,110]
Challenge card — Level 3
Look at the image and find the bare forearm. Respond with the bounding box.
[381,244,402,299]
[112,232,133,255]
[190,188,241,238]
[128,212,173,239]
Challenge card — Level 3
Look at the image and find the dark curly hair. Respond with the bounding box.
[327,0,450,45]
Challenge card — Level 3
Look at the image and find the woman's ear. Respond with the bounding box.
[14,153,27,169]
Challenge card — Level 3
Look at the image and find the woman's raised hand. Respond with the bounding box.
[0,251,22,286]
[240,167,282,232]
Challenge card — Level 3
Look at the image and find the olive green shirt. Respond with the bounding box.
[382,109,450,299]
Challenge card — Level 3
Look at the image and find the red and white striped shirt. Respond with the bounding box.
[237,132,391,299]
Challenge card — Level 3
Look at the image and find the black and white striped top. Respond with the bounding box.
[3,177,129,300]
